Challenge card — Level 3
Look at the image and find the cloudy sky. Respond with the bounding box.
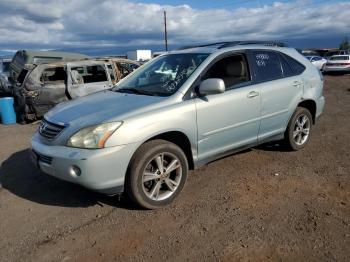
[0,0,349,56]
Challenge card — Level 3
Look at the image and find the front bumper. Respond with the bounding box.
[31,132,139,194]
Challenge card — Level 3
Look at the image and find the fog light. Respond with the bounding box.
[69,165,81,177]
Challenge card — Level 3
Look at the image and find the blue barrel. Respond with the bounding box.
[0,97,16,125]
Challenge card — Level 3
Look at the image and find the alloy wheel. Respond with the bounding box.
[293,114,311,146]
[142,152,182,201]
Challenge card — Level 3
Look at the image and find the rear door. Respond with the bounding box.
[67,61,112,98]
[248,50,304,141]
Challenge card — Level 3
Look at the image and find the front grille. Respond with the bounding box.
[33,150,53,165]
[39,119,65,140]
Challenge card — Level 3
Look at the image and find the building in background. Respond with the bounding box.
[127,50,152,62]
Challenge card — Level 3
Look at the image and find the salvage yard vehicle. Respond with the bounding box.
[7,50,89,92]
[324,49,349,60]
[15,60,116,121]
[323,55,350,74]
[305,55,327,71]
[15,58,140,121]
[31,41,325,209]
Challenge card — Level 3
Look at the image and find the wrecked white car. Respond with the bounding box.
[14,59,138,122]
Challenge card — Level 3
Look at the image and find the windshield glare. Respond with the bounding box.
[115,53,209,96]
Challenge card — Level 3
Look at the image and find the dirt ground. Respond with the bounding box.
[0,75,349,262]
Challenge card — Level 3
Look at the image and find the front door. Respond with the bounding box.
[195,53,261,161]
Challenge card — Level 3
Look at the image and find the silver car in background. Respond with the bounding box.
[305,55,327,71]
[31,41,325,209]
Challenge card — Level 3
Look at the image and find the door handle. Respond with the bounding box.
[247,91,259,98]
[292,81,301,86]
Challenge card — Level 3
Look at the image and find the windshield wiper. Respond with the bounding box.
[116,88,154,96]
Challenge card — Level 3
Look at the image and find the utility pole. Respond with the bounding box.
[164,10,168,52]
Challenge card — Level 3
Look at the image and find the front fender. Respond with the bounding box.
[105,99,198,159]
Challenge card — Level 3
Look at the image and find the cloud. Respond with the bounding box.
[0,0,349,51]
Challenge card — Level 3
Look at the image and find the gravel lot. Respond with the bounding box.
[0,75,349,262]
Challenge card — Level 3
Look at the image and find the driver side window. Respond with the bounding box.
[203,54,250,90]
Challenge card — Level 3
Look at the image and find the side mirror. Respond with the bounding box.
[198,78,225,96]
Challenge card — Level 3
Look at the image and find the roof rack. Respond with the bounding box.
[177,40,287,50]
[219,41,287,48]
[177,42,231,50]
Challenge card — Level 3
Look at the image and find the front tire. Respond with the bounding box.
[125,139,188,209]
[284,107,313,151]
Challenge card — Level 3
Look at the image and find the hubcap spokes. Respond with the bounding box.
[293,114,310,146]
[142,153,182,201]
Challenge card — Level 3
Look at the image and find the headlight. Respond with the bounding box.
[67,122,122,149]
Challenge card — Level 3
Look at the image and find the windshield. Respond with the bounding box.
[114,53,209,96]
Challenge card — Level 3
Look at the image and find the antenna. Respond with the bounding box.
[164,10,168,52]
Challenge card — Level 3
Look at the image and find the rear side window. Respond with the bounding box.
[40,67,66,84]
[70,65,108,84]
[281,54,305,75]
[252,51,282,82]
[278,54,294,77]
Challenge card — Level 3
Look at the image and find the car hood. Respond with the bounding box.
[45,90,166,126]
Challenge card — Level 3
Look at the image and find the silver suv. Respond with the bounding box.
[31,41,325,209]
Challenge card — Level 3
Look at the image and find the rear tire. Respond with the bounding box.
[125,139,188,209]
[284,107,313,151]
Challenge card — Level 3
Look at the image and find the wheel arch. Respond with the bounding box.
[139,131,195,170]
[298,99,316,124]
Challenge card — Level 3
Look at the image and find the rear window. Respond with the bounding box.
[252,51,283,82]
[281,54,306,75]
[330,56,349,61]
